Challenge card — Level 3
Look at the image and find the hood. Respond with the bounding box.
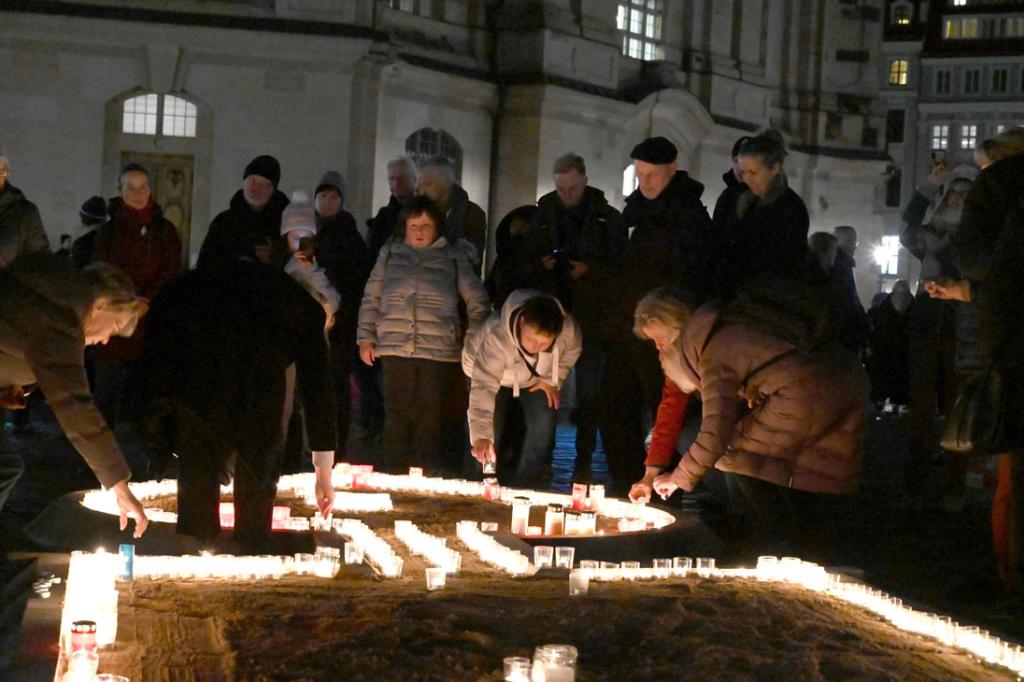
[625,170,705,209]
[498,288,568,389]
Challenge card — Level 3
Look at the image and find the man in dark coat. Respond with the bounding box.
[72,195,110,268]
[198,155,290,269]
[311,170,375,455]
[416,157,488,273]
[518,153,627,484]
[366,156,417,265]
[0,146,50,267]
[141,256,337,551]
[602,136,714,494]
[831,225,870,354]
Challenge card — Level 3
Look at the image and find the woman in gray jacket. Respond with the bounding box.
[357,196,489,474]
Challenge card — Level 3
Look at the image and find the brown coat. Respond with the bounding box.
[663,304,868,495]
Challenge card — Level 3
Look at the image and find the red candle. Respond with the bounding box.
[571,483,588,511]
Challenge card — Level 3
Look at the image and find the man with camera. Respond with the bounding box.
[518,153,627,486]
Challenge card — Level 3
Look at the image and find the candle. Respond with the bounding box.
[344,542,364,565]
[756,555,778,581]
[571,483,587,511]
[534,546,554,568]
[695,557,715,578]
[481,521,498,533]
[652,558,671,579]
[569,570,589,596]
[621,560,640,580]
[672,556,691,577]
[117,544,134,581]
[409,467,423,477]
[586,484,604,512]
[504,656,531,682]
[425,567,446,590]
[579,511,597,536]
[527,525,543,536]
[532,644,577,682]
[555,546,575,569]
[510,496,531,535]
[544,504,565,535]
[482,477,500,500]
[563,510,581,536]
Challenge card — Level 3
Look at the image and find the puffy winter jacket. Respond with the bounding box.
[0,183,49,267]
[357,237,490,363]
[663,304,869,495]
[463,289,582,443]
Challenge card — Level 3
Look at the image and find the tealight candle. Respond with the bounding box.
[652,558,671,579]
[527,525,543,536]
[409,467,423,477]
[695,557,715,578]
[344,543,364,565]
[555,546,575,569]
[510,496,531,535]
[672,556,691,577]
[621,560,640,580]
[504,656,531,682]
[482,478,500,501]
[569,569,589,596]
[534,545,554,568]
[425,567,446,591]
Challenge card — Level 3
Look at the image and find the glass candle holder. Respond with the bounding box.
[571,482,588,510]
[344,543,364,565]
[481,521,499,533]
[569,569,590,596]
[563,510,581,536]
[756,555,779,581]
[672,556,691,577]
[586,484,605,512]
[534,545,554,568]
[544,504,565,535]
[511,496,531,535]
[425,567,446,591]
[483,478,500,501]
[503,656,531,682]
[621,560,640,580]
[482,449,497,475]
[578,511,597,536]
[527,525,543,536]
[695,557,715,578]
[409,466,423,477]
[532,644,578,682]
[555,546,575,569]
[652,558,672,579]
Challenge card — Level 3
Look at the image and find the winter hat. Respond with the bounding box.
[315,170,345,199]
[280,190,316,235]
[243,154,281,188]
[79,195,110,224]
[631,136,678,164]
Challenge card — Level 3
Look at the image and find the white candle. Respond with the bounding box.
[511,497,531,535]
[425,567,446,590]
[569,570,589,596]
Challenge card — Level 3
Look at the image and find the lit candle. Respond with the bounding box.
[652,558,671,579]
[555,546,575,569]
[482,477,500,501]
[695,557,715,578]
[534,546,554,568]
[425,567,446,590]
[510,496,531,535]
[578,511,597,536]
[672,556,691,577]
[586,484,604,512]
[571,483,587,511]
[544,504,565,535]
[568,570,589,596]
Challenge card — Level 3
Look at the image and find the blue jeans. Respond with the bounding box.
[493,386,557,488]
[571,341,606,479]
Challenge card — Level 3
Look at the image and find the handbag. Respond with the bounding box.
[941,361,1008,456]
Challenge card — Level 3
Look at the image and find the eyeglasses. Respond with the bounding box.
[0,169,9,178]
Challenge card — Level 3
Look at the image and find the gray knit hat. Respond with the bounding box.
[315,170,345,199]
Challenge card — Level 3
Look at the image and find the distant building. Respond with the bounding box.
[880,0,1024,289]
[2,0,892,299]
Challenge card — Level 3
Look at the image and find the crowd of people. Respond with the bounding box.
[1,124,1023,597]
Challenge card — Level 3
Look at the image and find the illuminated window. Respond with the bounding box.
[931,124,950,150]
[992,68,1009,94]
[996,124,1007,134]
[935,69,952,95]
[893,4,911,25]
[617,1,664,61]
[952,0,967,5]
[874,236,902,276]
[405,128,463,183]
[622,164,638,198]
[889,59,909,86]
[964,68,981,94]
[122,94,158,135]
[960,124,978,149]
[162,95,197,138]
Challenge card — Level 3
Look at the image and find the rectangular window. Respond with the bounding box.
[122,93,158,135]
[993,68,1009,94]
[931,124,950,150]
[886,109,906,144]
[876,236,902,276]
[960,124,978,149]
[996,124,1007,134]
[935,69,952,95]
[617,1,664,61]
[964,68,981,94]
[889,59,909,86]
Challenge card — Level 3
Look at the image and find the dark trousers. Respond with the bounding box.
[906,331,958,494]
[354,360,384,431]
[330,342,354,459]
[92,358,143,427]
[571,340,606,479]
[600,337,663,493]
[381,356,456,475]
[174,406,283,551]
[494,386,557,488]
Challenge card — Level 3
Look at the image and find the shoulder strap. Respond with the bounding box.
[702,314,800,390]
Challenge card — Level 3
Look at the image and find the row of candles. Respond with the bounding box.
[456,521,536,577]
[393,520,463,575]
[59,545,1024,678]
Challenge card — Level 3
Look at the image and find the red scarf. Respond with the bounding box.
[111,198,156,232]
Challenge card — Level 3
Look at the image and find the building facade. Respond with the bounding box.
[1,0,893,300]
[880,0,1024,289]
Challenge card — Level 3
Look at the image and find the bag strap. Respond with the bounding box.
[701,313,800,391]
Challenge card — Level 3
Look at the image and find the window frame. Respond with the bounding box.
[888,59,910,87]
[617,1,665,61]
[931,124,950,150]
[121,92,198,139]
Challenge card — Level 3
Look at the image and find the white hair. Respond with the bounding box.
[387,156,419,182]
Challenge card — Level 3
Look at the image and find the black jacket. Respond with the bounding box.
[198,189,290,269]
[366,195,404,265]
[715,178,810,301]
[830,250,869,351]
[618,171,714,333]
[899,188,957,338]
[519,187,627,340]
[711,169,747,232]
[0,183,49,267]
[142,258,336,467]
[316,210,372,351]
[445,185,488,271]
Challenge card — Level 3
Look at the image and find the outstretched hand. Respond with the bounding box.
[314,465,335,517]
[112,481,149,538]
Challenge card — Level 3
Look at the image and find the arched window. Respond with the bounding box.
[405,128,463,182]
[121,92,198,138]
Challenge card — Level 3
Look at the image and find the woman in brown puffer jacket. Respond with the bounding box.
[632,288,870,558]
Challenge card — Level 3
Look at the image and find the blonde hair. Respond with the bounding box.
[633,287,693,339]
[82,262,143,337]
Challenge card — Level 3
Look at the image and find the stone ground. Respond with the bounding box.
[2,401,1023,677]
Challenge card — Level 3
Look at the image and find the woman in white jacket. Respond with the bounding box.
[463,290,582,487]
[357,196,490,474]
